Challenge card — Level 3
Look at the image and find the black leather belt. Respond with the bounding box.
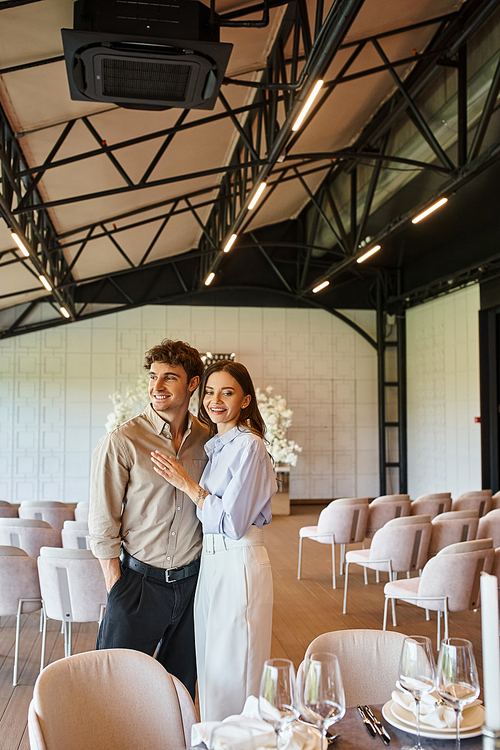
[121,549,200,583]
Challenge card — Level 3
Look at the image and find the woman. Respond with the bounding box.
[151,360,277,721]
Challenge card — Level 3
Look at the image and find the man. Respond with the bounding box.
[88,339,210,698]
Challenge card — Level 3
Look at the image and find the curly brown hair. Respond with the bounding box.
[144,339,204,383]
[198,360,266,439]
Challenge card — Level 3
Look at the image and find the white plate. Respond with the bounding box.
[382,700,485,740]
[391,700,485,733]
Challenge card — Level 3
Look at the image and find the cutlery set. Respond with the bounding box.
[357,706,391,745]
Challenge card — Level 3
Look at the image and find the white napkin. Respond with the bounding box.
[191,696,321,750]
[391,690,481,729]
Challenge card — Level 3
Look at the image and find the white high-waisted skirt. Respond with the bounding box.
[194,526,273,721]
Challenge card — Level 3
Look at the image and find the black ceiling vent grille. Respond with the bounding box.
[61,0,232,110]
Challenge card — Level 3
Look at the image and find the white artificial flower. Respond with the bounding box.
[105,372,150,431]
[255,386,302,467]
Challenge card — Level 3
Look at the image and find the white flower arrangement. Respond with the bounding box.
[105,373,150,432]
[256,386,302,467]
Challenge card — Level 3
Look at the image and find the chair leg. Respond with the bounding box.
[363,566,368,585]
[376,570,380,583]
[40,602,47,672]
[13,600,23,686]
[383,597,389,630]
[340,543,345,576]
[39,609,43,632]
[388,562,397,626]
[343,562,350,614]
[67,621,72,657]
[297,536,303,580]
[437,611,441,650]
[406,571,410,579]
[331,540,336,589]
[443,599,449,642]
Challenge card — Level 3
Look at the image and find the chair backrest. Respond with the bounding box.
[429,510,479,556]
[0,501,18,519]
[37,547,107,623]
[369,515,432,572]
[366,495,411,538]
[19,502,74,531]
[411,493,452,519]
[452,490,492,517]
[304,629,407,706]
[492,492,500,511]
[62,521,90,550]
[0,519,61,558]
[0,545,41,617]
[74,501,89,523]
[477,510,500,548]
[317,498,369,543]
[28,648,198,750]
[417,538,494,612]
[492,548,500,581]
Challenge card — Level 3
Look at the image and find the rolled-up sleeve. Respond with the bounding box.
[201,441,275,539]
[88,431,130,559]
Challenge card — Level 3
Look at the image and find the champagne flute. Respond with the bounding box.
[258,658,299,750]
[436,638,480,750]
[397,636,436,750]
[301,652,346,750]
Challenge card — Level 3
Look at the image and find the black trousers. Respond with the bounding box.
[96,565,198,699]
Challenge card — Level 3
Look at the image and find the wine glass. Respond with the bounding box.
[301,652,346,750]
[436,638,480,750]
[397,636,436,750]
[258,658,299,750]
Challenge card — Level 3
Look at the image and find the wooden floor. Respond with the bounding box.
[0,505,484,750]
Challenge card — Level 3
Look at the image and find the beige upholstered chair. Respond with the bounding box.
[61,520,90,550]
[298,497,369,588]
[0,501,18,519]
[365,495,411,539]
[303,629,407,706]
[452,490,492,518]
[37,547,107,668]
[492,547,500,580]
[429,510,479,556]
[383,538,494,647]
[74,501,89,524]
[0,519,61,558]
[0,545,42,685]
[28,648,199,750]
[491,492,500,511]
[19,501,74,531]
[477,510,500,548]
[343,515,432,615]
[410,493,452,519]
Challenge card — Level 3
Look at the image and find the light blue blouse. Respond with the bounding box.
[198,426,277,540]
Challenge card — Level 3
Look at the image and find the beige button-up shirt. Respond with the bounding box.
[88,404,210,568]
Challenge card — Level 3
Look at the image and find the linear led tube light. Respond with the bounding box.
[205,272,215,286]
[412,197,448,224]
[292,80,324,132]
[59,306,70,319]
[39,275,52,291]
[313,280,330,293]
[248,182,267,210]
[223,234,238,253]
[11,232,30,257]
[356,244,381,264]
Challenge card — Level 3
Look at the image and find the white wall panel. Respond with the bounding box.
[0,305,379,503]
[407,285,481,499]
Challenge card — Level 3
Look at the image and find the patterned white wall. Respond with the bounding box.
[406,285,482,499]
[0,305,379,503]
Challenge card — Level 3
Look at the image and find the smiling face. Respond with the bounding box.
[203,370,251,435]
[148,361,199,423]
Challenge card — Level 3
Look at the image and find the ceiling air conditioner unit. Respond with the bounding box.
[61,0,233,110]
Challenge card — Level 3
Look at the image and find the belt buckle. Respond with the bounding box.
[165,568,175,583]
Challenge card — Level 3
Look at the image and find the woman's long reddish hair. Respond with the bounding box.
[198,360,266,439]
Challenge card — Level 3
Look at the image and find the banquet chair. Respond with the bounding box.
[410,493,452,519]
[383,538,494,648]
[61,520,90,549]
[297,497,369,588]
[343,515,432,615]
[491,548,500,581]
[37,547,107,668]
[365,495,411,539]
[0,546,42,685]
[0,501,18,518]
[303,629,407,706]
[28,648,198,750]
[477,509,500,548]
[451,490,492,518]
[19,501,74,532]
[428,510,479,556]
[74,501,89,523]
[0,518,61,558]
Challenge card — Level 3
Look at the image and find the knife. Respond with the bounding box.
[363,705,391,745]
[357,705,376,738]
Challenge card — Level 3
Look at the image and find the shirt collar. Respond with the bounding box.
[205,425,247,456]
[145,403,193,439]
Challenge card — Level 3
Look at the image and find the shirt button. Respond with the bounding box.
[177,507,181,511]
[171,532,176,536]
[167,556,171,561]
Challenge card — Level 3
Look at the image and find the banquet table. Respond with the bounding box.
[335,705,482,750]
